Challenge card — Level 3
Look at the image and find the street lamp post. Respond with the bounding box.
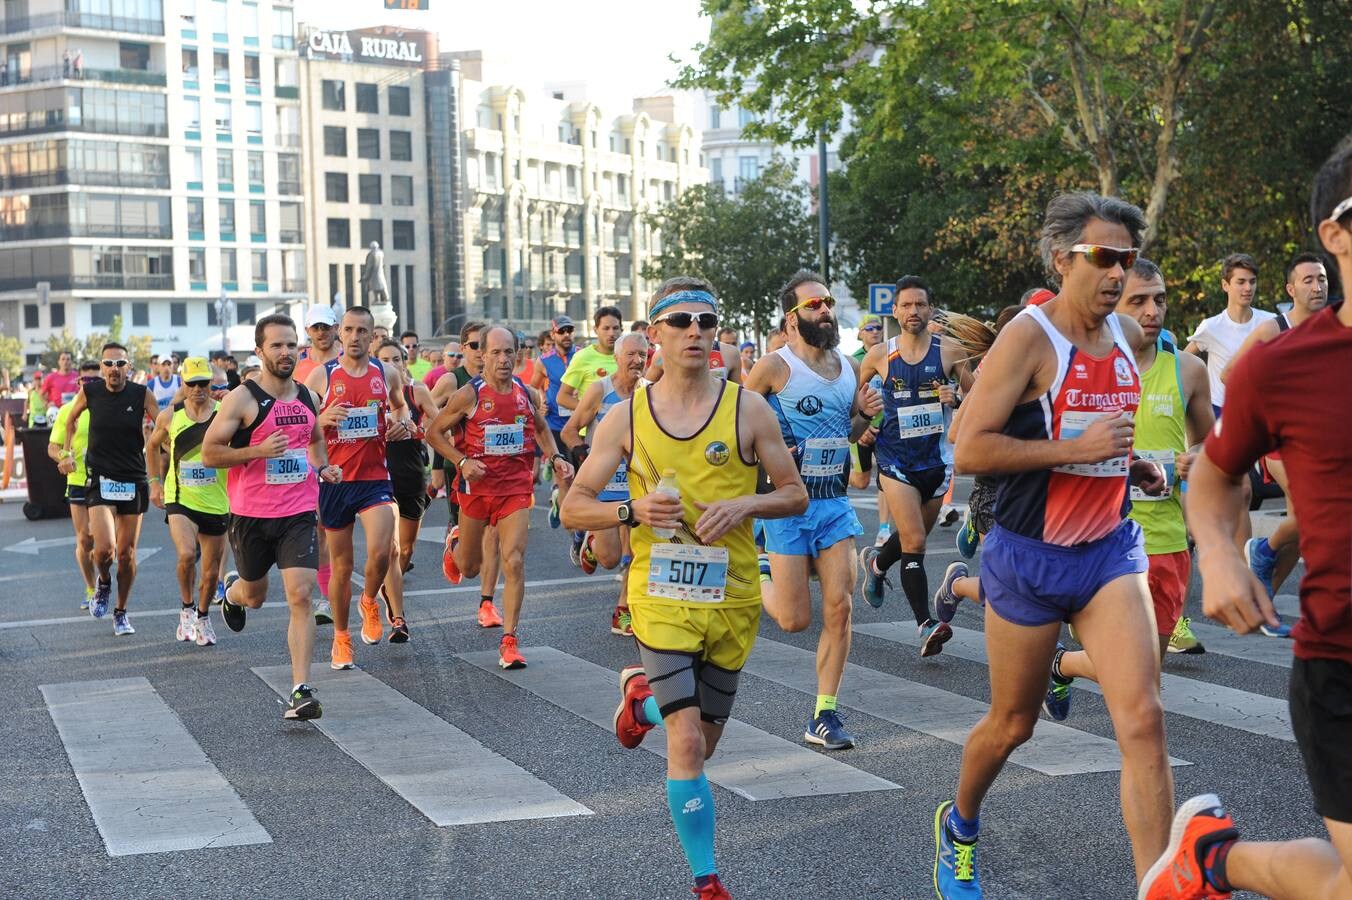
[215,290,235,355]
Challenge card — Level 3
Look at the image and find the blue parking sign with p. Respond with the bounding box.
[868,283,895,316]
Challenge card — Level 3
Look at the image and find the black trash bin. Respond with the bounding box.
[17,426,70,521]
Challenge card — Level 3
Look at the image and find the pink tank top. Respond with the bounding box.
[226,380,319,518]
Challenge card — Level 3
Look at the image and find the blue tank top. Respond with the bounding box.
[766,346,855,500]
[591,375,630,502]
[541,348,576,431]
[876,334,948,472]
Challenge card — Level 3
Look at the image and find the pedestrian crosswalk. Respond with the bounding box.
[38,625,1295,858]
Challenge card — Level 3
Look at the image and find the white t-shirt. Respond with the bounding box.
[1187,307,1275,408]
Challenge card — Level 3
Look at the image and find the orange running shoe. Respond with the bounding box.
[613,665,656,749]
[442,525,462,584]
[1138,793,1238,900]
[477,601,503,628]
[330,630,355,670]
[692,875,732,899]
[498,633,526,669]
[358,594,384,645]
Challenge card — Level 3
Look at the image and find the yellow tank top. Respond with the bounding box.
[627,381,762,608]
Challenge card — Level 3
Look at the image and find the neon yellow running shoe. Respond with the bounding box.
[1168,616,1206,655]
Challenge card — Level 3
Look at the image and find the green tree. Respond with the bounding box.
[644,158,816,339]
[0,335,22,379]
[43,318,151,370]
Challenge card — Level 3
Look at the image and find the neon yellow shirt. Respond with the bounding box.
[49,400,89,488]
[560,345,617,399]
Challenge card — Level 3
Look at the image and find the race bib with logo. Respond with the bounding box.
[483,422,525,456]
[647,543,729,603]
[179,464,217,487]
[100,478,135,501]
[898,402,944,440]
[265,449,309,485]
[1129,449,1176,501]
[336,405,379,440]
[800,436,849,477]
[1054,411,1130,478]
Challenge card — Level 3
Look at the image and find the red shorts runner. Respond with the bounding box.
[455,491,532,526]
[1147,549,1191,636]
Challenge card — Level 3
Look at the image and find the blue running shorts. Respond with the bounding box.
[762,496,862,558]
[318,478,395,530]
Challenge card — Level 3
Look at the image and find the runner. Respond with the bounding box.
[49,359,101,609]
[400,330,431,382]
[202,313,339,720]
[933,192,1171,898]
[747,270,881,751]
[530,315,577,529]
[303,306,415,667]
[557,307,623,562]
[40,350,80,409]
[1021,258,1214,720]
[561,279,806,899]
[738,341,755,380]
[60,342,161,635]
[857,275,964,656]
[294,304,343,624]
[560,331,649,635]
[1138,140,1352,900]
[427,326,574,670]
[376,339,439,574]
[1223,251,1329,635]
[148,355,182,413]
[147,357,229,648]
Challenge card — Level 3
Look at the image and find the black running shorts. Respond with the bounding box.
[228,511,319,582]
[1290,656,1352,823]
[86,474,149,516]
[165,503,229,537]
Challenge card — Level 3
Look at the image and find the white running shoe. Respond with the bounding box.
[113,610,135,636]
[194,614,217,646]
[314,598,334,626]
[938,504,961,527]
[176,607,195,642]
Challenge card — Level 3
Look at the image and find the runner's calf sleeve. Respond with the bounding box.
[317,562,331,601]
[876,531,902,571]
[668,775,717,878]
[900,552,929,625]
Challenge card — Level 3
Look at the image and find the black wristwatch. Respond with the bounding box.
[616,502,639,528]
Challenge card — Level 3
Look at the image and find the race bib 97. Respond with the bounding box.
[647,544,728,603]
[801,436,849,477]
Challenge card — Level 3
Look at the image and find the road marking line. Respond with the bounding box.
[40,676,271,856]
[252,666,591,826]
[749,638,1184,775]
[458,645,900,801]
[856,622,1293,742]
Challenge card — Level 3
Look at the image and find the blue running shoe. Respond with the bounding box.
[934,801,982,898]
[955,515,979,560]
[90,579,111,619]
[919,619,953,658]
[214,580,226,605]
[1244,538,1277,598]
[934,561,968,624]
[112,609,135,636]
[1259,617,1294,639]
[859,546,889,609]
[549,487,562,529]
[805,709,855,750]
[1043,643,1072,721]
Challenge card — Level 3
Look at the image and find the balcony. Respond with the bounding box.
[275,133,301,149]
[281,278,306,292]
[277,180,301,196]
[274,85,298,100]
[0,169,169,191]
[75,273,174,291]
[0,12,165,36]
[0,222,173,242]
[279,229,302,244]
[0,64,167,87]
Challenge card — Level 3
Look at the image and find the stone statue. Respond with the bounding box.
[361,241,389,304]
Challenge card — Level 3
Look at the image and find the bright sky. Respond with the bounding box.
[293,0,710,117]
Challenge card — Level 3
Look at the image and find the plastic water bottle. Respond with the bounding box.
[652,468,681,539]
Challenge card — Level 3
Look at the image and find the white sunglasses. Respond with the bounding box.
[1327,195,1352,224]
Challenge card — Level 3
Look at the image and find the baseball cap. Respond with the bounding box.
[859,314,883,328]
[550,315,574,330]
[305,306,338,328]
[180,357,212,384]
[243,354,262,370]
[739,341,755,351]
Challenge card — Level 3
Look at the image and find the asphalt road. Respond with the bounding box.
[0,479,1311,899]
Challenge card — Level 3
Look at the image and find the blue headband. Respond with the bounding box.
[650,290,718,319]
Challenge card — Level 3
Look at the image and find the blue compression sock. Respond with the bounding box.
[640,695,663,727]
[948,804,980,841]
[667,775,717,878]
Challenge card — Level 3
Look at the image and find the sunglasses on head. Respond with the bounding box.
[1070,244,1139,269]
[654,310,719,331]
[554,326,575,335]
[101,359,129,368]
[789,295,836,314]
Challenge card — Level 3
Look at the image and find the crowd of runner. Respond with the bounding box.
[22,138,1352,900]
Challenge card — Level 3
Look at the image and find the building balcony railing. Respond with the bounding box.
[281,278,306,292]
[279,229,302,244]
[0,12,165,37]
[0,116,168,140]
[0,169,169,191]
[275,133,301,149]
[0,64,167,88]
[0,271,173,292]
[274,85,298,99]
[276,180,302,196]
[0,222,172,241]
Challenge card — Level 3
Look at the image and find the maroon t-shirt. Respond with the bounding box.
[1205,302,1352,663]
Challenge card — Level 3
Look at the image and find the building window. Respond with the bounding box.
[214,99,232,132]
[216,148,233,185]
[390,175,413,207]
[392,220,414,250]
[322,79,345,111]
[389,130,412,162]
[710,158,722,186]
[272,5,293,49]
[131,301,149,328]
[247,150,264,186]
[389,85,410,116]
[246,102,262,138]
[189,248,207,282]
[236,301,256,324]
[213,50,229,85]
[357,128,380,160]
[360,219,382,248]
[182,47,198,79]
[709,106,720,129]
[277,154,300,193]
[250,249,267,283]
[91,302,120,327]
[187,147,203,183]
[279,202,301,243]
[170,302,187,327]
[325,172,348,203]
[249,201,265,237]
[187,197,205,231]
[327,218,350,248]
[738,107,756,128]
[23,303,38,329]
[50,302,65,328]
[738,155,759,185]
[183,96,201,131]
[323,126,346,157]
[358,174,381,205]
[242,53,259,89]
[220,249,237,283]
[355,82,378,114]
[218,199,235,236]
